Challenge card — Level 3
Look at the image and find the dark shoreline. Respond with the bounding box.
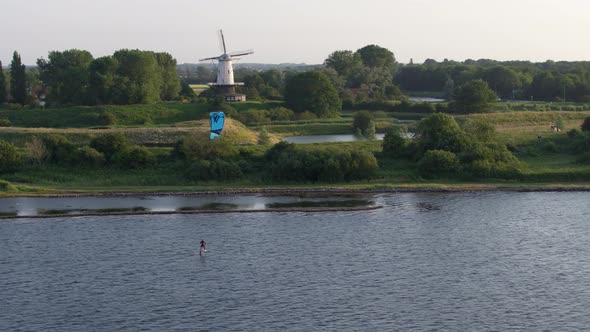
[0,205,383,219]
[3,186,590,198]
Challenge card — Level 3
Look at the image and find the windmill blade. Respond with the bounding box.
[228,49,254,57]
[217,29,227,54]
[199,56,221,61]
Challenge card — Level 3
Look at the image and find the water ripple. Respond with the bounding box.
[1,192,590,331]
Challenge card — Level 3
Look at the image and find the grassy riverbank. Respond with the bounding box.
[1,103,590,196]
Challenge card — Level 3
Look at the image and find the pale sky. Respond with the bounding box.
[2,0,590,66]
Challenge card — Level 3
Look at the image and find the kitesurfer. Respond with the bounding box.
[200,239,206,251]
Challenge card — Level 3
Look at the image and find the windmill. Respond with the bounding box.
[200,30,254,102]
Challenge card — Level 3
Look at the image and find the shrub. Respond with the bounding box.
[418,150,459,178]
[382,126,406,157]
[183,159,243,181]
[268,107,294,121]
[576,152,590,164]
[77,146,105,167]
[209,159,243,180]
[113,145,154,169]
[294,111,318,121]
[266,144,378,182]
[567,128,583,139]
[238,109,271,125]
[25,136,48,164]
[0,179,16,191]
[98,112,117,126]
[0,140,21,173]
[179,132,238,161]
[353,111,376,139]
[417,113,469,154]
[582,116,590,132]
[0,119,11,127]
[90,133,128,161]
[42,134,77,164]
[218,104,238,119]
[258,127,271,145]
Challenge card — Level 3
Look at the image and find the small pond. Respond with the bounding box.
[283,134,385,144]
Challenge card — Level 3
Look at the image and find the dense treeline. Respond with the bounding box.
[36,49,181,106]
[395,59,590,102]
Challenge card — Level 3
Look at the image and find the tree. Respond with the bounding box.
[418,150,459,178]
[452,79,497,113]
[284,71,341,118]
[155,52,181,100]
[112,49,162,104]
[0,61,7,104]
[179,82,195,100]
[88,56,119,104]
[10,51,27,105]
[353,111,375,139]
[555,115,565,131]
[113,145,154,169]
[257,127,271,145]
[37,49,94,105]
[417,113,469,154]
[382,127,407,157]
[356,45,397,71]
[0,140,21,172]
[481,66,520,99]
[581,117,590,132]
[90,133,128,162]
[324,50,361,77]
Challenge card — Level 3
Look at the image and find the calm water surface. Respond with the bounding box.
[1,192,590,331]
[283,134,385,144]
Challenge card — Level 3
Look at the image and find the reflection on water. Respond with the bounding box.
[0,195,375,217]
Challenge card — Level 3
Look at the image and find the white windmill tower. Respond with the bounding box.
[199,30,254,102]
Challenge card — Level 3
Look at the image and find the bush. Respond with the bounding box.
[218,104,238,119]
[268,107,294,121]
[209,159,243,180]
[266,144,378,182]
[567,128,583,139]
[0,119,11,127]
[113,145,154,169]
[77,146,105,167]
[258,127,271,145]
[353,111,376,139]
[238,109,271,125]
[418,150,459,178]
[582,117,590,132]
[417,113,469,154]
[7,103,23,110]
[179,132,238,161]
[577,152,590,164]
[42,134,77,164]
[98,112,117,126]
[90,133,128,161]
[184,159,243,181]
[382,127,406,157]
[294,111,318,121]
[0,140,22,172]
[0,179,17,191]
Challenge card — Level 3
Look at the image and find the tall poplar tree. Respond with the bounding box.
[10,51,27,104]
[0,61,7,104]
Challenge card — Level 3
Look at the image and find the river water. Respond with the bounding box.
[1,192,590,331]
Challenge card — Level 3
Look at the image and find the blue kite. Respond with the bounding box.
[209,112,225,140]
